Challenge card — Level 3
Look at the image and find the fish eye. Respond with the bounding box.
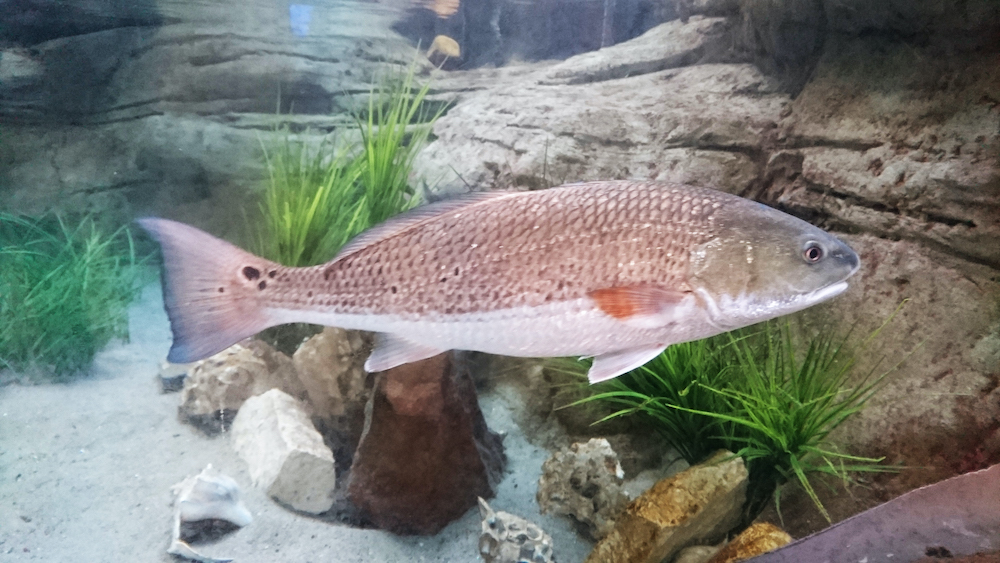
[803,242,824,264]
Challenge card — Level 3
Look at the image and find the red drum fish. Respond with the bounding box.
[139,180,859,383]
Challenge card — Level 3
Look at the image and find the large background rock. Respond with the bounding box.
[409,5,999,535]
[413,8,1000,498]
[0,0,418,238]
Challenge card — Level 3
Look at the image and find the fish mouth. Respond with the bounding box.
[810,280,850,303]
[697,280,852,331]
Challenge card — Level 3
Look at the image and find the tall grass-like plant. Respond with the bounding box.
[0,213,141,378]
[252,59,442,352]
[256,131,366,267]
[565,313,903,523]
[355,60,445,226]
[254,58,443,268]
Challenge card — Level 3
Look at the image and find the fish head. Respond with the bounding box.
[688,199,860,329]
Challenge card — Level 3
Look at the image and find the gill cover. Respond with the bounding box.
[688,200,859,327]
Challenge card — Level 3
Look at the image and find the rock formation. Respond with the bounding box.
[231,389,338,514]
[2,0,998,538]
[410,6,1000,530]
[706,523,792,563]
[536,438,629,540]
[478,497,555,563]
[584,451,748,563]
[177,339,303,434]
[292,328,372,463]
[346,352,506,534]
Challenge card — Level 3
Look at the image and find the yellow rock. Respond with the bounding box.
[427,34,461,59]
[706,523,793,563]
[584,451,748,563]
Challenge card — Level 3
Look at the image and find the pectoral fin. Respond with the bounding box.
[587,346,667,384]
[364,333,445,373]
[589,286,693,329]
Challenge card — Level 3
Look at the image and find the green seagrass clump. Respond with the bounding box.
[558,310,905,524]
[0,213,142,379]
[253,58,444,268]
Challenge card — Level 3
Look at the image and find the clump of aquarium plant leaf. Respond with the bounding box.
[253,58,443,269]
[0,213,141,379]
[561,314,902,524]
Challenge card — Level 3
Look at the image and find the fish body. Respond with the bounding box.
[139,180,859,383]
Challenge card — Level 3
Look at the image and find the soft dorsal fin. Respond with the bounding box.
[332,191,521,262]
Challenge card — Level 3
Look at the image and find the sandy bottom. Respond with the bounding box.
[0,285,595,562]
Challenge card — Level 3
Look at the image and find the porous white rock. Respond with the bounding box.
[231,389,336,514]
[537,438,629,540]
[478,497,555,563]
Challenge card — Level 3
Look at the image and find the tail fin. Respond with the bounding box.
[137,218,280,363]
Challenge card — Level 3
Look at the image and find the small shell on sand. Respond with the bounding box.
[168,464,252,563]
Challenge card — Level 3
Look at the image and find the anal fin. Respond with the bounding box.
[587,346,666,384]
[364,333,445,373]
[589,286,692,329]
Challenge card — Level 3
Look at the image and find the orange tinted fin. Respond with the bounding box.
[588,286,691,328]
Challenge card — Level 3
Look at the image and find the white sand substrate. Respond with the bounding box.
[0,284,595,562]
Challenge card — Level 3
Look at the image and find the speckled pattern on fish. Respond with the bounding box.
[268,181,723,317]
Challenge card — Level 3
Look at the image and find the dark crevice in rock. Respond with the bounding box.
[76,179,158,196]
[187,49,343,68]
[555,48,707,86]
[71,112,163,126]
[783,136,884,152]
[129,33,279,57]
[803,182,978,231]
[473,136,527,154]
[694,143,766,158]
[557,132,638,150]
[794,183,999,271]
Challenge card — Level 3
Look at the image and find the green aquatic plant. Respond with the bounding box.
[564,313,903,523]
[0,213,141,378]
[254,58,443,268]
[251,59,442,353]
[255,130,367,267]
[355,58,446,226]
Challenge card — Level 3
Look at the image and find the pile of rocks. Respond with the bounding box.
[164,328,506,534]
[166,331,796,562]
[494,441,793,563]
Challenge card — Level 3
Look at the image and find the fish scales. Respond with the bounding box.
[263,181,720,317]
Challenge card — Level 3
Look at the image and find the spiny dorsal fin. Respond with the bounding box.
[331,191,521,262]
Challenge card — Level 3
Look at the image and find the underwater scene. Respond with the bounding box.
[1,0,999,561]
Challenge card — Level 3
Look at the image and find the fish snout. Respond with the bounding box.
[830,243,861,278]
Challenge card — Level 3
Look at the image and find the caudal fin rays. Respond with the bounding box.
[138,218,278,363]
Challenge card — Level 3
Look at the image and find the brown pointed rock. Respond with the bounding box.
[346,352,506,535]
[706,523,792,563]
[584,451,748,563]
